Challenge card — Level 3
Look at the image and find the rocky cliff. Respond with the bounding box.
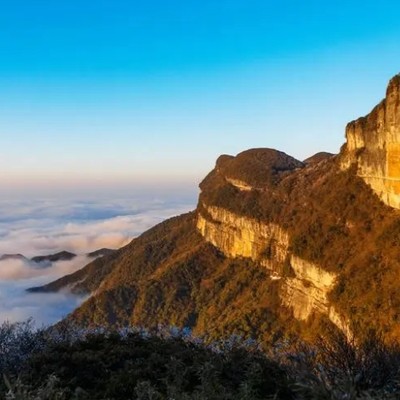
[340,75,400,208]
[33,74,400,344]
[196,205,340,324]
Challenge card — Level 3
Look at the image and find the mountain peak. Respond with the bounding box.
[387,73,400,97]
[340,73,400,208]
[211,148,304,191]
[31,251,76,264]
[303,152,335,165]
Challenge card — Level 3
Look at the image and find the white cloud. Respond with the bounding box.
[0,255,92,281]
[0,195,195,325]
[0,198,193,256]
[0,281,87,325]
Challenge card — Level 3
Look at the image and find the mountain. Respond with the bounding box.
[0,251,77,270]
[31,251,77,264]
[340,74,400,208]
[0,254,28,262]
[35,74,400,343]
[87,248,117,258]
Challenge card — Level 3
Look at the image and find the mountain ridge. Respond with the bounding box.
[31,74,400,344]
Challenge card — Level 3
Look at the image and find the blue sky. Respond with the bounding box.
[1,0,400,194]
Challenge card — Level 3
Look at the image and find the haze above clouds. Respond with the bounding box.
[0,193,196,325]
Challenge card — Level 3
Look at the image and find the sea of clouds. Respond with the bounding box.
[0,194,196,326]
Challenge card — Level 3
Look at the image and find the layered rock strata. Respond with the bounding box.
[340,75,400,208]
[196,204,348,332]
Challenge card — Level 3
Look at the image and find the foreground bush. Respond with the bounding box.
[0,322,292,399]
[1,321,400,399]
[280,329,400,399]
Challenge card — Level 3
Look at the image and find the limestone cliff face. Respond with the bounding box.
[196,204,348,332]
[282,256,336,320]
[340,75,400,208]
[193,75,400,336]
[197,205,289,268]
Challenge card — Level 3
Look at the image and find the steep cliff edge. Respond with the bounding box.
[194,75,400,339]
[340,74,400,208]
[195,137,400,340]
[34,74,400,343]
[196,205,338,322]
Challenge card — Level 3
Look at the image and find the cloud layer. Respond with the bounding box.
[0,195,195,325]
[0,197,193,256]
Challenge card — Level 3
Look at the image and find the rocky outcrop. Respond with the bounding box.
[195,74,400,336]
[225,178,256,191]
[197,205,289,268]
[281,256,336,320]
[216,148,304,189]
[340,75,400,208]
[196,204,349,331]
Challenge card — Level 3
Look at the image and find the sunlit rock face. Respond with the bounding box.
[196,205,289,268]
[194,73,400,336]
[340,75,400,208]
[282,256,336,320]
[196,204,349,333]
[195,74,400,337]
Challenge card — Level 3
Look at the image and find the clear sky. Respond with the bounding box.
[1,0,400,194]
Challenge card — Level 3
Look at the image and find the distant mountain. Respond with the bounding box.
[28,249,115,266]
[0,253,28,262]
[27,247,122,294]
[31,251,77,264]
[0,252,77,265]
[0,248,117,275]
[32,74,400,344]
[87,248,117,258]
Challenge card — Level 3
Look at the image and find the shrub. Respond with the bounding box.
[2,320,400,399]
[279,329,400,399]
